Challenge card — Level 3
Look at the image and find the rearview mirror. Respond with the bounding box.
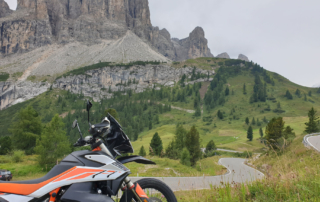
[86,100,92,112]
[72,119,78,128]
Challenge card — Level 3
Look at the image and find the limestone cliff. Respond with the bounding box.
[238,54,249,62]
[0,0,213,61]
[172,27,214,61]
[216,52,230,59]
[0,65,214,109]
[0,0,12,18]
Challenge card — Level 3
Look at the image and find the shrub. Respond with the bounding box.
[12,150,25,163]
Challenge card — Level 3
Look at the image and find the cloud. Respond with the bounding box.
[149,0,320,87]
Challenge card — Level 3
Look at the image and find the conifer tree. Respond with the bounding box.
[309,90,312,97]
[263,116,268,123]
[105,108,120,122]
[180,148,191,166]
[245,117,250,125]
[247,126,253,141]
[243,83,247,95]
[139,146,146,157]
[225,86,230,96]
[259,128,264,138]
[0,136,12,155]
[205,140,217,153]
[277,102,281,109]
[217,110,223,119]
[305,107,319,133]
[185,126,201,166]
[265,117,285,149]
[150,132,163,156]
[295,89,301,97]
[175,124,187,150]
[252,117,256,125]
[285,90,293,100]
[35,114,71,166]
[283,126,295,139]
[195,107,201,117]
[9,106,42,154]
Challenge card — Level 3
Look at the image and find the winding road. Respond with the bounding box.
[305,134,320,151]
[132,158,264,191]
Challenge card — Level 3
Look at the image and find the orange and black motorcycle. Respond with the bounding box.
[0,101,177,202]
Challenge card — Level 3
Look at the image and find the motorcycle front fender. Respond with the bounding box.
[117,155,156,165]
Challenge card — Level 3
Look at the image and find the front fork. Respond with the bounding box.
[121,177,149,202]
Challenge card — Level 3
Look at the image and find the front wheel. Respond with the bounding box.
[120,178,177,202]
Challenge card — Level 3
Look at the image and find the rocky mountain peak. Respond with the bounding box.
[0,0,213,63]
[216,52,230,59]
[238,54,249,61]
[189,26,205,38]
[0,0,12,18]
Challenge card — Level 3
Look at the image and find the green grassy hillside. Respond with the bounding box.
[175,135,320,201]
[0,58,319,153]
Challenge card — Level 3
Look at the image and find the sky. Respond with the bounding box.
[4,0,320,87]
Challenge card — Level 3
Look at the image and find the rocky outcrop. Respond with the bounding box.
[0,0,12,18]
[53,65,214,101]
[0,81,49,110]
[172,27,214,61]
[0,65,214,109]
[216,52,230,59]
[238,54,249,62]
[0,0,213,61]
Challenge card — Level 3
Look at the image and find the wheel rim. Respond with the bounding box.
[142,188,168,202]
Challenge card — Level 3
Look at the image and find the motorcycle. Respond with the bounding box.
[0,101,177,202]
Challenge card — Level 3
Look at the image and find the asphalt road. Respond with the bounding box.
[306,135,320,151]
[131,158,264,191]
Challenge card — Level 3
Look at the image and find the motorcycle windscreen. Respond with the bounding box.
[105,130,134,155]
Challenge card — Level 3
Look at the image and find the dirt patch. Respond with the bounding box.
[199,81,210,99]
[59,110,75,118]
[218,130,240,136]
[163,113,174,119]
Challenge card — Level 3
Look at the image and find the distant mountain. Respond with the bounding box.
[0,0,213,74]
[313,83,320,88]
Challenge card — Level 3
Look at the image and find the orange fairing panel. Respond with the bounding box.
[53,168,104,182]
[0,167,76,196]
[135,183,149,199]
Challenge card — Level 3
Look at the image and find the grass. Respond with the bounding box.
[172,57,228,70]
[174,135,320,201]
[0,72,9,81]
[126,155,227,177]
[0,153,227,180]
[0,155,46,180]
[1,58,320,156]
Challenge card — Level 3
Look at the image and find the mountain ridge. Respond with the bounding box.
[0,0,213,62]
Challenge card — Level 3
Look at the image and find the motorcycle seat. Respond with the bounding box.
[0,165,75,196]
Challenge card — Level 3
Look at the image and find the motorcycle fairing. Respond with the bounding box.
[0,152,131,199]
[0,193,33,202]
[60,182,114,202]
[117,155,156,165]
[29,165,127,198]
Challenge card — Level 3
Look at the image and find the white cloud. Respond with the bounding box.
[149,0,320,87]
